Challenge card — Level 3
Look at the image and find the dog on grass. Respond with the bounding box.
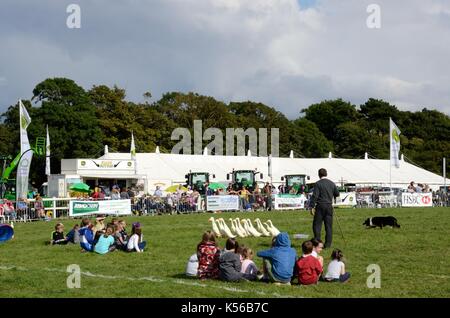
[363,216,400,229]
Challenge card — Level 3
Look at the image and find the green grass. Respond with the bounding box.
[1,207,449,298]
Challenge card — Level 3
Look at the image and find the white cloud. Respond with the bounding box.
[0,0,449,118]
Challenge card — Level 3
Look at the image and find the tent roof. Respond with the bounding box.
[97,152,449,188]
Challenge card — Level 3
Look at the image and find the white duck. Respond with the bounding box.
[217,218,236,238]
[216,217,228,237]
[240,219,256,237]
[235,218,249,237]
[254,218,271,237]
[229,218,238,235]
[244,219,261,237]
[264,219,281,237]
[230,218,246,238]
[208,217,222,238]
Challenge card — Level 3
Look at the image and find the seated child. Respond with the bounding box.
[197,231,220,279]
[93,216,106,236]
[324,249,351,283]
[94,226,116,254]
[118,220,128,241]
[185,253,199,277]
[310,238,324,268]
[240,247,259,281]
[257,232,297,284]
[126,225,146,252]
[79,219,95,252]
[296,240,323,285]
[219,238,244,282]
[66,224,80,244]
[51,223,69,245]
[113,223,127,251]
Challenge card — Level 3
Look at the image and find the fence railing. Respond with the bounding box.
[1,191,448,222]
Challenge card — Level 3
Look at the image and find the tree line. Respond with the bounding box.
[1,77,449,187]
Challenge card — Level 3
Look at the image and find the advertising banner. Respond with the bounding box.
[69,199,132,216]
[206,195,240,211]
[333,192,357,208]
[273,194,306,210]
[401,193,432,207]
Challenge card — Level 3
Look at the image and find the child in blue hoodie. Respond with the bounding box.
[257,232,297,284]
[79,219,95,252]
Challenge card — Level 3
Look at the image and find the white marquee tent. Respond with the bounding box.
[60,148,449,192]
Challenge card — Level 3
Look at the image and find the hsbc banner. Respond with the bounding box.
[401,193,432,207]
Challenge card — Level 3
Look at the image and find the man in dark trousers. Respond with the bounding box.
[309,168,339,248]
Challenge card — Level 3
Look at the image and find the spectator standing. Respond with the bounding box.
[120,188,130,199]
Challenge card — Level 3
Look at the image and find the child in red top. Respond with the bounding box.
[296,240,323,285]
[197,231,221,279]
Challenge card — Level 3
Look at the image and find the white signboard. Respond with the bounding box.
[401,193,432,207]
[206,195,240,211]
[333,192,357,207]
[77,159,134,170]
[273,194,306,210]
[69,199,132,216]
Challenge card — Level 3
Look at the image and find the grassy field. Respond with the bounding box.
[1,207,449,298]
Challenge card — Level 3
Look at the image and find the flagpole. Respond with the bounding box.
[389,118,392,191]
[390,157,392,192]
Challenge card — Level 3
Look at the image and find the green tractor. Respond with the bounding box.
[227,169,263,192]
[184,171,215,195]
[281,174,310,194]
[0,137,46,200]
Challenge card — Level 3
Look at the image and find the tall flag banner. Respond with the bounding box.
[16,100,33,199]
[46,125,51,176]
[390,118,401,168]
[130,131,136,161]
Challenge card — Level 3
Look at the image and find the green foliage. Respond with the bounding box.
[291,118,333,157]
[301,98,360,140]
[1,78,449,185]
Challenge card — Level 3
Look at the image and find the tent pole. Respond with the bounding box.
[444,157,447,193]
[390,160,392,192]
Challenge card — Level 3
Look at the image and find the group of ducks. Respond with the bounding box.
[208,217,280,238]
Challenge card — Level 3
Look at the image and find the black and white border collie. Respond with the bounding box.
[363,216,400,229]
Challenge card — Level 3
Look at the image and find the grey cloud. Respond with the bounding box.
[0,0,449,118]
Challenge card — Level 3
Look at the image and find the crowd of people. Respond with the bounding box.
[49,217,147,254]
[407,181,431,193]
[124,183,300,215]
[2,180,448,222]
[185,231,350,285]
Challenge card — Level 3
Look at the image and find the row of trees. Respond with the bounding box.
[1,78,449,187]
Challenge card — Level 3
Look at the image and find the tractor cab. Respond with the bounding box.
[281,174,310,194]
[227,169,263,192]
[185,171,214,194]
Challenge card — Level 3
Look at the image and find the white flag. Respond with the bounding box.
[130,131,136,161]
[46,125,51,176]
[16,100,33,199]
[390,118,401,168]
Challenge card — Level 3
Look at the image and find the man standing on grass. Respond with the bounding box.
[309,168,339,248]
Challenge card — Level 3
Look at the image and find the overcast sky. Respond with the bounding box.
[1,0,449,118]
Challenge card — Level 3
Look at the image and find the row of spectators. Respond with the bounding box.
[407,181,431,193]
